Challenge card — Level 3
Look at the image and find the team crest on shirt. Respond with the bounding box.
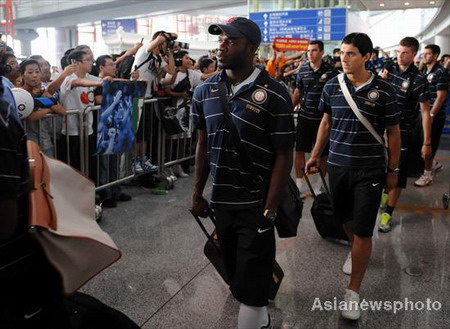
[319,73,328,82]
[368,90,379,100]
[401,79,410,91]
[252,89,267,104]
[427,73,434,83]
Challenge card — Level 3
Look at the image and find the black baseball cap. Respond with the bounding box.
[208,17,261,47]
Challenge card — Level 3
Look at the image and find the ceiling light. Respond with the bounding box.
[380,3,385,6]
[404,2,410,5]
[430,1,435,4]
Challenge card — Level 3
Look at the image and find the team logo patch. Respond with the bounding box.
[319,73,327,82]
[427,73,434,83]
[368,90,379,100]
[401,79,410,90]
[252,89,267,104]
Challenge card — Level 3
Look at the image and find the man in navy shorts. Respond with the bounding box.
[306,33,401,320]
[190,17,295,329]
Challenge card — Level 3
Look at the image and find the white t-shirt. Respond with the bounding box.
[132,46,168,98]
[165,69,203,107]
[60,73,100,136]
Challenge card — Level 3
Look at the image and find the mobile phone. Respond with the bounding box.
[71,59,76,65]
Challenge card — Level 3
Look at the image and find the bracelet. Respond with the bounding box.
[423,144,432,146]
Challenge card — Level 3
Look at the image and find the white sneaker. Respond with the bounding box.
[433,161,443,173]
[342,252,352,275]
[341,289,360,320]
[173,164,189,178]
[414,173,433,187]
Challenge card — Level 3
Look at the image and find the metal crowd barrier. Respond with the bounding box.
[25,97,197,193]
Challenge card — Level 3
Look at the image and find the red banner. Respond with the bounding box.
[273,37,309,51]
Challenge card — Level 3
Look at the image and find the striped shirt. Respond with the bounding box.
[296,61,339,120]
[0,84,29,200]
[319,74,400,169]
[422,63,450,119]
[191,69,295,209]
[385,63,429,132]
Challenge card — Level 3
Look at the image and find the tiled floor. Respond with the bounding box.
[82,147,450,328]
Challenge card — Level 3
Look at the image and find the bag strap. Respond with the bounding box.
[337,73,388,161]
[218,82,255,172]
[303,169,331,202]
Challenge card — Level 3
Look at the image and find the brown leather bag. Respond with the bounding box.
[27,140,121,295]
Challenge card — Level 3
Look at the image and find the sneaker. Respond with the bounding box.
[380,192,388,209]
[132,157,144,174]
[341,289,360,320]
[433,161,443,173]
[143,156,159,172]
[173,164,189,178]
[95,204,103,223]
[342,252,352,275]
[165,168,177,182]
[261,313,273,329]
[414,173,433,187]
[378,213,392,233]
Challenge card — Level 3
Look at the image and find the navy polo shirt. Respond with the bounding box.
[191,69,295,209]
[319,74,400,169]
[296,61,339,120]
[385,63,429,132]
[422,63,450,119]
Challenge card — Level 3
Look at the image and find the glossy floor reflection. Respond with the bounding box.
[82,147,450,329]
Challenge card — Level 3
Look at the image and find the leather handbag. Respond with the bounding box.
[27,140,121,295]
[217,82,302,238]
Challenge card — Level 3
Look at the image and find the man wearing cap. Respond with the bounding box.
[190,17,295,329]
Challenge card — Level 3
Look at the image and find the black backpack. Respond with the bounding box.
[116,56,135,80]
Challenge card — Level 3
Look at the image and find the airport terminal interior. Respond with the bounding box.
[1,0,450,328]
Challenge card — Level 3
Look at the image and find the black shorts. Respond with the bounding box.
[295,116,329,156]
[431,115,445,157]
[328,165,385,238]
[214,206,275,307]
[397,131,411,189]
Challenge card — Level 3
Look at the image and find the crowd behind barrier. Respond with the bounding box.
[23,97,197,193]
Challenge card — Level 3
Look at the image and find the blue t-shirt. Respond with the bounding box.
[295,61,339,120]
[422,63,450,119]
[385,63,429,132]
[191,69,295,209]
[319,74,400,169]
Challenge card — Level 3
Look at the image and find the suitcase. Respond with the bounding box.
[304,171,349,243]
[190,208,284,300]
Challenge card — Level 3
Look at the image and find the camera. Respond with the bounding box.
[169,40,189,50]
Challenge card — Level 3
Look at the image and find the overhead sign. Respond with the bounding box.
[273,37,309,51]
[250,8,346,43]
[101,19,137,37]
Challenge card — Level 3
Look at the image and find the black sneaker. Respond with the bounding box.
[102,198,118,208]
[113,193,132,202]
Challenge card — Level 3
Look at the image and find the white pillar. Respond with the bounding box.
[434,35,450,54]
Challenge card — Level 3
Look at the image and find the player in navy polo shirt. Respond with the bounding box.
[190,17,295,329]
[414,44,450,187]
[378,37,431,232]
[291,40,338,196]
[306,33,401,320]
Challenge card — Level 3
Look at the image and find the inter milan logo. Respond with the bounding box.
[368,90,379,100]
[252,89,267,104]
[427,73,434,83]
[401,79,410,90]
[319,73,327,82]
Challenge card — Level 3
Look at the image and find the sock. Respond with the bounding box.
[385,205,395,216]
[238,303,267,329]
[424,170,432,177]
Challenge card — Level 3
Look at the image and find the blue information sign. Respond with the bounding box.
[101,19,137,37]
[250,8,346,43]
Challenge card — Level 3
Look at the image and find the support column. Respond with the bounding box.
[434,34,450,54]
[55,26,78,67]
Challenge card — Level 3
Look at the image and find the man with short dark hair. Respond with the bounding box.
[306,33,400,320]
[378,37,431,232]
[291,40,338,196]
[191,17,295,329]
[414,44,450,187]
